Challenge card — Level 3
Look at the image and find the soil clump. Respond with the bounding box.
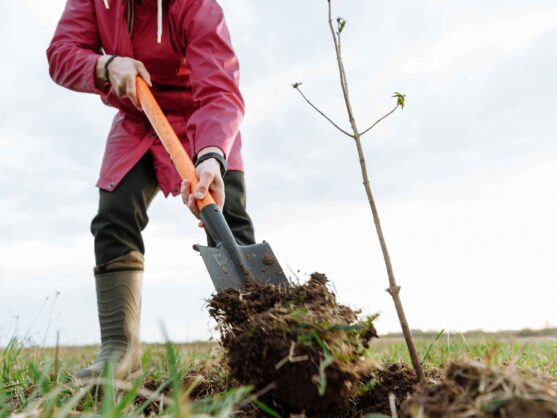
[344,362,420,416]
[208,273,378,416]
[400,361,557,418]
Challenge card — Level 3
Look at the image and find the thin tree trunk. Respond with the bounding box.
[353,134,425,384]
[326,0,425,384]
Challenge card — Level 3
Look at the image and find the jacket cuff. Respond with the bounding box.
[194,140,229,160]
[87,54,111,96]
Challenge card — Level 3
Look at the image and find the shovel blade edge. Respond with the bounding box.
[198,242,289,292]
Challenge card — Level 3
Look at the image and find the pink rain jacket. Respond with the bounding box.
[47,0,245,196]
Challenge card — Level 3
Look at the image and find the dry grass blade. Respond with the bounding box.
[10,409,42,418]
[389,393,398,418]
[275,342,310,370]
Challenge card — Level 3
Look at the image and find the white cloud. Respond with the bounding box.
[1,0,556,346]
[398,6,557,77]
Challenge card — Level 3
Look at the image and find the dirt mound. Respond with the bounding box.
[400,361,557,418]
[207,274,557,417]
[343,363,420,416]
[208,273,378,416]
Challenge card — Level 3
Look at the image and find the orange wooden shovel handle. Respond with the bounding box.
[136,76,215,211]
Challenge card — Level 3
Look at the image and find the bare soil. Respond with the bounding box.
[208,273,378,416]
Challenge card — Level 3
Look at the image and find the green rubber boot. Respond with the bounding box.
[74,270,143,381]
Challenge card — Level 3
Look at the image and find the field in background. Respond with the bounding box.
[2,332,556,417]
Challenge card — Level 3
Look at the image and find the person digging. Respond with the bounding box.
[47,0,254,380]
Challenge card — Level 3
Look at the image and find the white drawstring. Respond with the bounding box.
[103,0,110,9]
[157,0,162,43]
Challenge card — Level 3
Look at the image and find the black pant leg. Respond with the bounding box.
[91,153,160,269]
[207,170,255,247]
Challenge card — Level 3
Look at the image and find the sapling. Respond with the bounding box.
[292,0,425,383]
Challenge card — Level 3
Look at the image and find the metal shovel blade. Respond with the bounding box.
[197,241,289,292]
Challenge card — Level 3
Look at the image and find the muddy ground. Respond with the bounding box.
[204,273,557,417]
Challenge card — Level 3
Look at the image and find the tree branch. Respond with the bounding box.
[292,85,354,138]
[324,0,426,384]
[327,1,354,127]
[360,104,399,137]
[294,0,425,384]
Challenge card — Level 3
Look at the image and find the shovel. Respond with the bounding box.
[136,76,289,292]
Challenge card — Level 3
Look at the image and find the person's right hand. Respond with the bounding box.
[96,55,152,110]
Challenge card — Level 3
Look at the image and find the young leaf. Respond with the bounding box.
[392,92,406,109]
[421,328,445,363]
[337,17,347,34]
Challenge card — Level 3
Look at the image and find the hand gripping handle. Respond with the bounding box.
[136,76,215,211]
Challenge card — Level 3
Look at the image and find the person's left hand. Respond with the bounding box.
[181,147,225,227]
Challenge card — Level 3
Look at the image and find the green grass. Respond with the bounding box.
[366,335,557,378]
[0,340,244,418]
[1,335,555,417]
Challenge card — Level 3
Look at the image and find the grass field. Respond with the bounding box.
[2,333,556,417]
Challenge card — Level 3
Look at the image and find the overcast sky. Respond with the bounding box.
[1,0,556,347]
